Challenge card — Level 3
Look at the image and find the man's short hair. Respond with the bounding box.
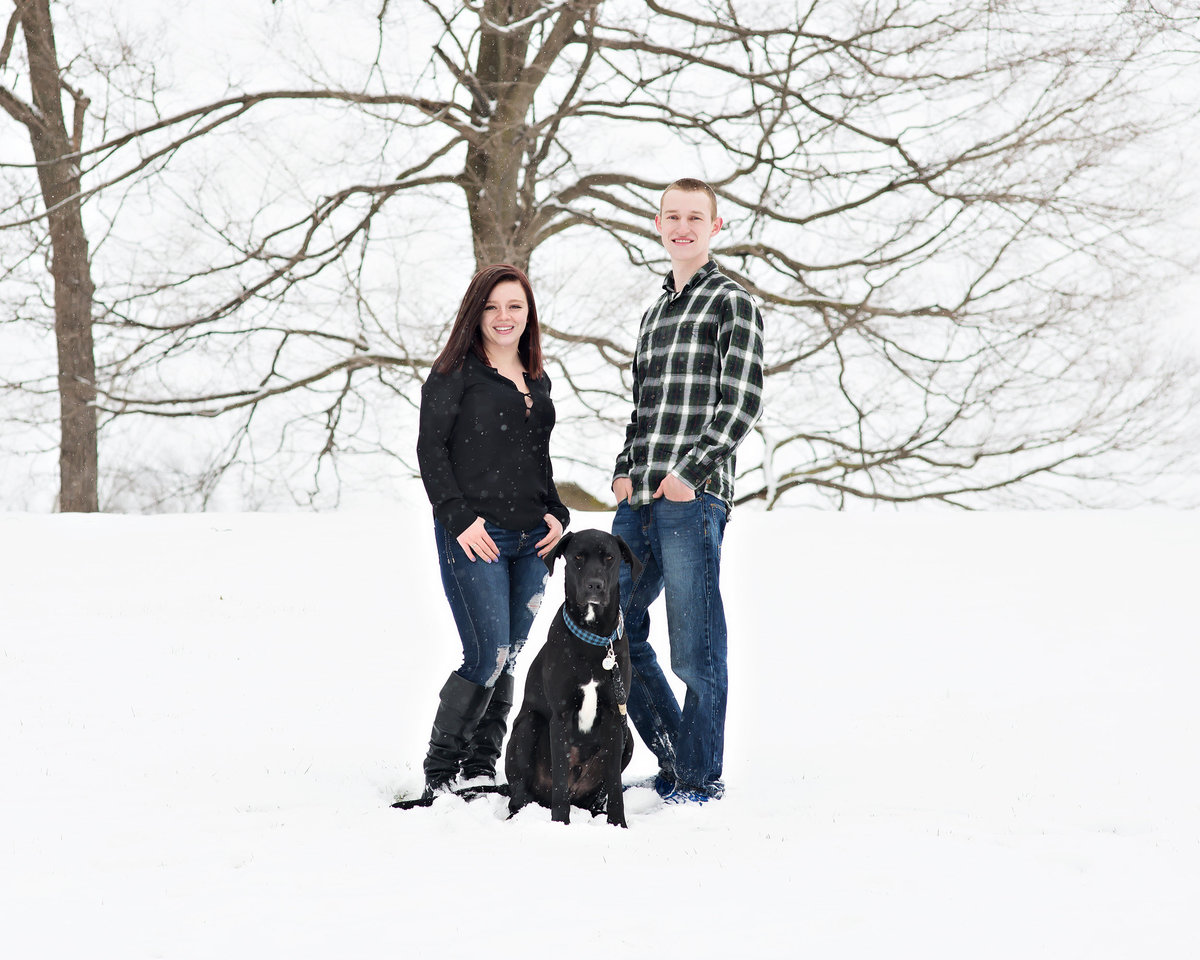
[661,178,718,219]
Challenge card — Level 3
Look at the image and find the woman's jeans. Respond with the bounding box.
[611,494,728,795]
[434,519,549,688]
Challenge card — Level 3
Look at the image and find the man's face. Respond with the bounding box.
[655,188,722,264]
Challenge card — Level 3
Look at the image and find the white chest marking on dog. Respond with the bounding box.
[577,680,599,734]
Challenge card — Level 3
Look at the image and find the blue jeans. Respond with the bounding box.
[611,494,728,795]
[434,519,550,688]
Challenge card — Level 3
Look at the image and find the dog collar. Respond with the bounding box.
[562,608,623,647]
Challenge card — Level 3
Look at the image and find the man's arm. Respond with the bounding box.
[612,327,643,494]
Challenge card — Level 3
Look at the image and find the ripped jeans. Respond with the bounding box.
[433,519,550,688]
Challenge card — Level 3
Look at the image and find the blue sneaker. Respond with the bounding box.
[661,786,719,805]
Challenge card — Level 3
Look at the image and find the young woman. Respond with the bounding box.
[415,263,570,797]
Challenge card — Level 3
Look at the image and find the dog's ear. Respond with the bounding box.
[543,531,573,573]
[613,534,643,581]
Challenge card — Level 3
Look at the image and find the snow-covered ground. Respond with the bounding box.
[2,508,1197,958]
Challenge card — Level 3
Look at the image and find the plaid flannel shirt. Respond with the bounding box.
[614,260,764,513]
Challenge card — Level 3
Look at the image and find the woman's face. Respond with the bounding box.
[479,279,529,359]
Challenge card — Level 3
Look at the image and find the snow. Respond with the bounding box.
[2,507,1198,958]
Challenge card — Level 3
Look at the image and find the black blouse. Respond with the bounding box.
[417,352,571,537]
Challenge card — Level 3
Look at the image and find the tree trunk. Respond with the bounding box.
[462,0,592,271]
[462,1,535,270]
[19,0,99,511]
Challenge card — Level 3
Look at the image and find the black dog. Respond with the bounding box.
[505,529,643,827]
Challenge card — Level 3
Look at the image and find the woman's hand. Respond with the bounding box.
[457,516,499,563]
[535,513,564,558]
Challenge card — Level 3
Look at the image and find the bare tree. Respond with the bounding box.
[3,0,1198,510]
[2,0,97,510]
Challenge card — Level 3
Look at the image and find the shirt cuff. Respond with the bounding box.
[668,468,697,491]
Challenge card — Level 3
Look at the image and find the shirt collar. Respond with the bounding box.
[661,259,718,296]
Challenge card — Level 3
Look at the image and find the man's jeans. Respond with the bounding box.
[611,494,728,794]
[434,519,550,688]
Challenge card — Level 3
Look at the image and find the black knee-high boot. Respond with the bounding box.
[460,671,515,782]
[422,672,494,797]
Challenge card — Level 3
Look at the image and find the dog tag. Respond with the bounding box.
[602,652,616,671]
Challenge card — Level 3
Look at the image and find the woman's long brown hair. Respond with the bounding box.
[431,263,544,378]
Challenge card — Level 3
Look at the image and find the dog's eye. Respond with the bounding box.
[573,554,585,568]
[602,554,615,566]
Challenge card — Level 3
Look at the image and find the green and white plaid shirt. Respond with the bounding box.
[614,260,765,512]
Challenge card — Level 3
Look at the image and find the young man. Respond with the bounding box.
[611,178,764,803]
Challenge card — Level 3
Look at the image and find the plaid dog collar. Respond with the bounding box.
[562,608,624,647]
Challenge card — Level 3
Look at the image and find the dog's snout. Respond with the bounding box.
[581,576,606,597]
